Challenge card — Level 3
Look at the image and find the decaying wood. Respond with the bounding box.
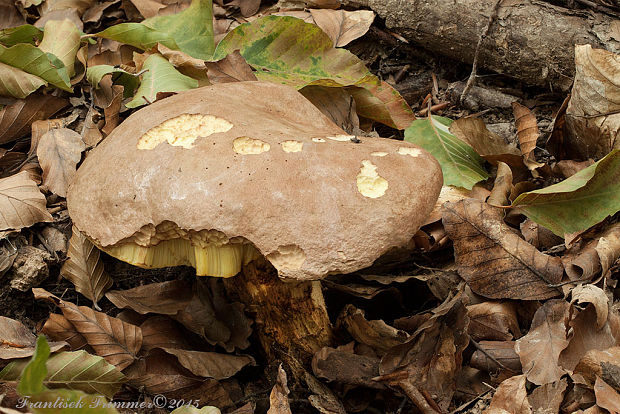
[363,0,620,91]
[223,259,333,362]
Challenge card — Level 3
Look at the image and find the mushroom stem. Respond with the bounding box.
[223,259,333,362]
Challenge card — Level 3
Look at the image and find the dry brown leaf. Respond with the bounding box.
[379,295,469,412]
[574,347,620,390]
[81,105,104,147]
[101,84,123,136]
[160,348,254,380]
[483,374,532,414]
[487,162,513,207]
[158,44,209,84]
[268,364,292,414]
[527,379,568,414]
[106,280,193,315]
[450,117,523,167]
[312,347,383,389]
[124,349,234,409]
[564,45,620,160]
[33,288,142,370]
[553,159,595,179]
[0,316,67,360]
[442,198,563,300]
[36,128,86,197]
[596,222,620,278]
[467,301,520,341]
[0,171,53,231]
[571,284,609,330]
[205,50,257,84]
[470,340,521,373]
[515,299,570,385]
[0,95,68,145]
[228,0,260,17]
[40,312,91,352]
[309,9,374,47]
[519,219,564,251]
[300,86,360,135]
[559,304,619,372]
[140,316,192,351]
[0,0,25,29]
[594,377,620,414]
[563,239,603,282]
[60,226,112,309]
[337,305,408,356]
[512,102,544,170]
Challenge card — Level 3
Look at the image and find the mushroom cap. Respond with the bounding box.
[67,81,442,280]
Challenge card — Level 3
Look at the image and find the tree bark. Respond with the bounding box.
[223,259,333,362]
[363,0,620,91]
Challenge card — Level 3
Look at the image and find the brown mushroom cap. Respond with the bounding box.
[67,81,442,280]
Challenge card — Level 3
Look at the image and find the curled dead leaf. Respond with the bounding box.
[0,171,53,231]
[36,128,86,197]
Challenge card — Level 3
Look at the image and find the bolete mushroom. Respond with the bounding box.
[67,81,443,360]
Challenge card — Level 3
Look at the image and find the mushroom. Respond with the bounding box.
[67,81,443,360]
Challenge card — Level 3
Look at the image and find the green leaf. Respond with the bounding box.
[95,0,214,59]
[213,15,414,129]
[38,20,80,77]
[16,335,50,395]
[0,350,125,399]
[86,65,140,98]
[126,53,198,108]
[404,115,489,189]
[0,43,71,91]
[0,61,46,98]
[0,25,44,47]
[512,149,620,237]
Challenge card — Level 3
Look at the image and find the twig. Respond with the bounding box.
[418,102,450,116]
[459,0,504,104]
[449,390,491,414]
[398,381,441,414]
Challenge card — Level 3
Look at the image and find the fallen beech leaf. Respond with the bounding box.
[527,379,568,414]
[487,162,513,207]
[565,45,620,160]
[33,288,142,370]
[0,94,67,145]
[442,198,563,300]
[140,316,192,351]
[563,238,602,281]
[37,19,80,77]
[41,313,90,352]
[519,219,564,251]
[0,171,53,231]
[228,0,260,17]
[161,348,254,380]
[450,117,523,167]
[594,377,620,414]
[512,150,620,239]
[338,304,408,356]
[205,50,257,84]
[300,85,359,134]
[553,159,595,178]
[0,316,67,360]
[596,222,620,278]
[106,280,193,315]
[483,374,532,414]
[467,301,520,341]
[380,296,469,412]
[515,299,569,385]
[559,304,619,372]
[571,284,609,330]
[512,102,543,170]
[574,347,620,390]
[36,128,86,197]
[268,364,292,414]
[309,9,374,47]
[60,226,112,308]
[0,350,125,398]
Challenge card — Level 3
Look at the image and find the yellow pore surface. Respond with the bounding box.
[137,114,233,149]
[103,239,261,277]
